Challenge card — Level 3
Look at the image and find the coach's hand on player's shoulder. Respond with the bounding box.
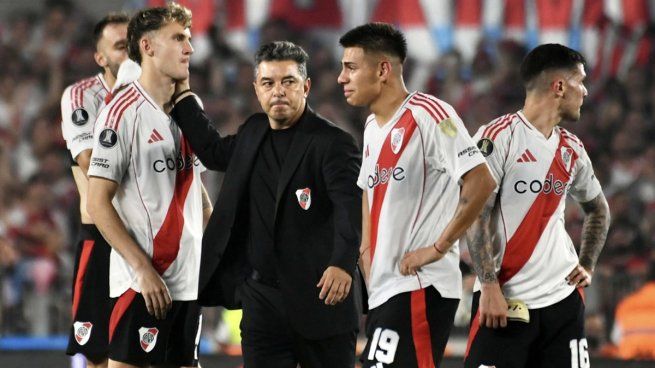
[136,264,172,319]
[566,264,592,288]
[479,282,508,329]
[317,266,352,305]
[399,243,446,276]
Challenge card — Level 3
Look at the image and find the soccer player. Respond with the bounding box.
[337,23,495,367]
[87,3,211,367]
[464,44,611,368]
[61,13,130,368]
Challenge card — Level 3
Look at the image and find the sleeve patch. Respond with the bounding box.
[72,108,90,126]
[477,138,494,157]
[98,129,118,148]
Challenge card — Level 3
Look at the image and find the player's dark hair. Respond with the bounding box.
[339,22,407,63]
[127,2,192,64]
[520,44,586,90]
[254,41,309,79]
[93,13,130,48]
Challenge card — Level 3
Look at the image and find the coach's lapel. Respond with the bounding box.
[274,106,315,222]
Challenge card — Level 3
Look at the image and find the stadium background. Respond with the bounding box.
[1,0,655,366]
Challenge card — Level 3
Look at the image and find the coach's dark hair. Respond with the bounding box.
[127,2,192,64]
[520,43,586,90]
[254,41,309,79]
[339,22,407,63]
[93,13,130,48]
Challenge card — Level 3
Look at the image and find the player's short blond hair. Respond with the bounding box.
[127,2,192,64]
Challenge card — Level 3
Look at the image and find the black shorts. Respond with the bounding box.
[464,288,586,368]
[108,289,202,367]
[361,286,459,368]
[66,224,113,363]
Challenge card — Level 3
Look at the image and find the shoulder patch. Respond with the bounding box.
[99,128,118,148]
[477,138,494,157]
[439,117,457,137]
[71,108,89,126]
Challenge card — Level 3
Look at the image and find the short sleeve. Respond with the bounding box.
[357,133,368,190]
[437,112,487,183]
[569,146,602,203]
[87,106,133,184]
[61,83,103,160]
[472,124,508,192]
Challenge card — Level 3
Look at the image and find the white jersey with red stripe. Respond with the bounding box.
[472,111,602,308]
[358,92,487,310]
[88,81,205,301]
[61,74,110,159]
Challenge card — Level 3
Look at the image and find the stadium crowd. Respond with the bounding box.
[0,0,654,359]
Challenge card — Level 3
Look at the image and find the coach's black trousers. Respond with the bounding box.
[239,277,357,368]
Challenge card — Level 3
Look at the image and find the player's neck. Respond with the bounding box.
[371,83,409,127]
[103,71,117,91]
[522,96,560,139]
[138,67,175,111]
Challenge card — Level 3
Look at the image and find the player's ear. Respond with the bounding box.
[303,77,311,97]
[141,35,154,58]
[551,79,565,97]
[94,51,106,69]
[379,60,391,81]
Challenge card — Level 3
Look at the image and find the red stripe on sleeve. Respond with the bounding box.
[408,100,443,122]
[416,93,450,120]
[411,289,436,368]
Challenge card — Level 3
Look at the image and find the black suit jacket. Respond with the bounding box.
[171,96,362,339]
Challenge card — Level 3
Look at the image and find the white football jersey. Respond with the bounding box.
[88,81,205,301]
[61,74,110,159]
[472,111,602,308]
[358,92,487,310]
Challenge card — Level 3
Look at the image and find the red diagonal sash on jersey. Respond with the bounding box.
[370,109,417,259]
[152,138,195,275]
[465,137,579,358]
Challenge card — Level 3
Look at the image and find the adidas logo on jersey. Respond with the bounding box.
[148,129,164,144]
[517,149,537,163]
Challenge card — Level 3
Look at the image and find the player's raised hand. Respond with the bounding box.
[135,264,172,320]
[566,264,592,288]
[399,243,446,276]
[317,266,352,305]
[479,282,508,328]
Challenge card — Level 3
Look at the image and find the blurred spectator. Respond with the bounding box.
[611,261,655,360]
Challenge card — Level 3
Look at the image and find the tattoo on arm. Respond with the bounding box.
[466,193,498,283]
[578,193,610,271]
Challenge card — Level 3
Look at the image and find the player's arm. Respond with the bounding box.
[359,190,371,287]
[87,176,171,320]
[170,82,237,171]
[567,192,610,287]
[201,183,212,230]
[400,163,495,275]
[466,192,508,328]
[75,149,92,176]
[317,132,362,306]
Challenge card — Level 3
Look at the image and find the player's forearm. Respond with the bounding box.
[76,150,92,177]
[88,191,151,272]
[466,193,499,284]
[578,193,610,272]
[434,164,495,252]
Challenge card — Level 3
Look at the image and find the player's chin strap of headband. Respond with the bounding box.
[105,59,143,104]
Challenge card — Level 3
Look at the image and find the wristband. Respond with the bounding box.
[173,88,192,103]
[433,243,446,255]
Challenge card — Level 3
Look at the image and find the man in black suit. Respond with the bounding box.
[170,41,361,367]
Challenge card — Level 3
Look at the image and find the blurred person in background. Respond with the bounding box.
[464,44,610,368]
[170,40,362,367]
[87,3,210,367]
[611,260,655,360]
[60,12,130,368]
[338,22,494,368]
